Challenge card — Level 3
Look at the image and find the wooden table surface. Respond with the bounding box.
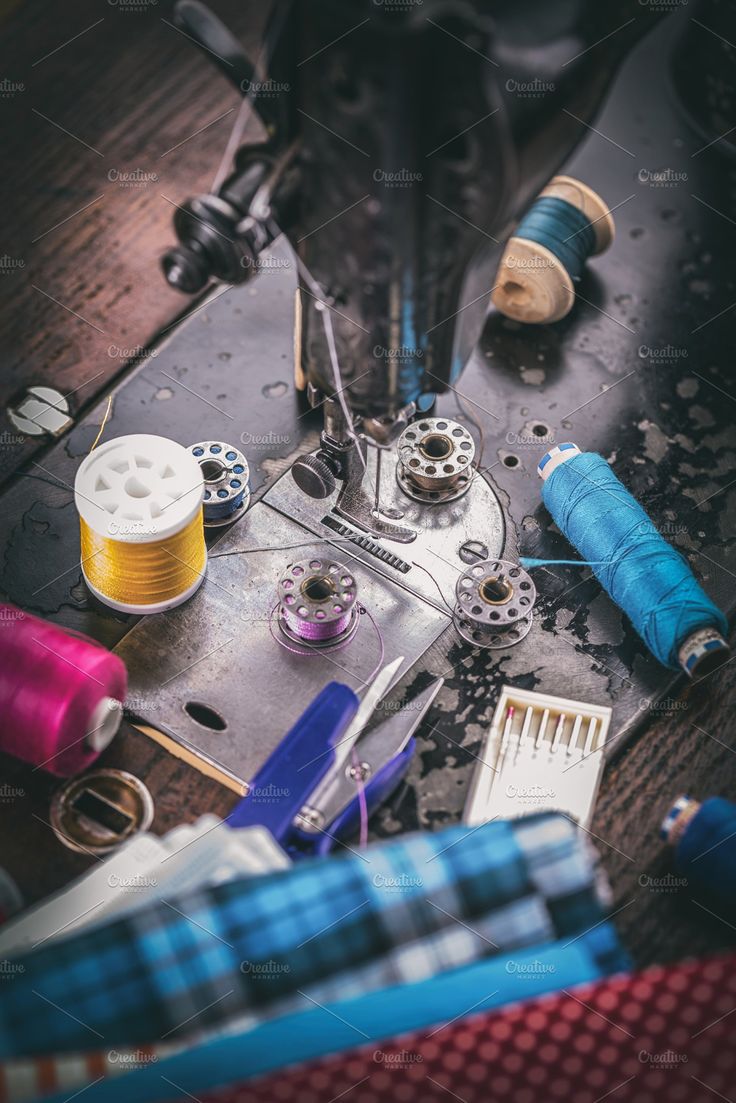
[1,0,735,972]
[0,0,264,487]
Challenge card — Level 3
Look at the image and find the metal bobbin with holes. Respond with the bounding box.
[454,559,536,649]
[396,417,475,503]
[188,440,250,527]
[277,557,359,652]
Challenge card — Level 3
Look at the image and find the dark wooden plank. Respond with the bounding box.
[0,0,266,486]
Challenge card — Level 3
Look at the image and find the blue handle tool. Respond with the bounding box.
[227,681,359,840]
[295,676,443,855]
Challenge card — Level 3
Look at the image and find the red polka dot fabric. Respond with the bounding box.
[194,954,736,1103]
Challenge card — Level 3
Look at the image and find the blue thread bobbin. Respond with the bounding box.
[492,176,615,324]
[188,441,250,528]
[535,443,729,678]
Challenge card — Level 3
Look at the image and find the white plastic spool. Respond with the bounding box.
[74,434,206,614]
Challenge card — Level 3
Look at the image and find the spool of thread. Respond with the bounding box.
[492,175,614,324]
[277,558,359,648]
[188,440,250,527]
[74,434,206,614]
[662,795,736,914]
[530,444,729,676]
[0,605,126,776]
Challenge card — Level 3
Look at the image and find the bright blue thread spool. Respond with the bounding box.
[188,440,250,528]
[662,795,736,915]
[492,175,614,324]
[528,444,728,676]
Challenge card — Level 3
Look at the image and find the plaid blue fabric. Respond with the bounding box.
[0,812,609,1059]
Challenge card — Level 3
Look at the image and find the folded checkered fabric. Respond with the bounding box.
[0,927,627,1103]
[0,812,608,1059]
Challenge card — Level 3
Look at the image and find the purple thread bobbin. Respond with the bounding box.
[277,558,359,651]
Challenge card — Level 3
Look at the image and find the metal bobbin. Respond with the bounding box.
[277,557,359,652]
[454,559,536,649]
[396,417,475,503]
[188,440,250,528]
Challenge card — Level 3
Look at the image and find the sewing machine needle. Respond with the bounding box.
[583,717,597,756]
[535,708,549,751]
[516,706,533,760]
[567,714,583,756]
[496,705,514,773]
[551,712,566,751]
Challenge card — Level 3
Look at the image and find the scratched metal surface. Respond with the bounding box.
[0,16,734,849]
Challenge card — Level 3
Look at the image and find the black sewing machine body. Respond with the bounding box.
[164,0,667,424]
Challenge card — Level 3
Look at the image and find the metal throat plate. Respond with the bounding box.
[115,448,508,791]
[115,480,495,791]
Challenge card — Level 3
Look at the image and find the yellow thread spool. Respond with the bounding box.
[74,434,206,614]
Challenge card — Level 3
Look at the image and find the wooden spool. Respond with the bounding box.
[491,175,615,324]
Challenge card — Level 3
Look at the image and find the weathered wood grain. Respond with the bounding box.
[0,0,265,486]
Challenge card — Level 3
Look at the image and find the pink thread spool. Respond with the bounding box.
[0,605,127,776]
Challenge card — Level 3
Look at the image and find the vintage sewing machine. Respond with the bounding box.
[109,0,689,791]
